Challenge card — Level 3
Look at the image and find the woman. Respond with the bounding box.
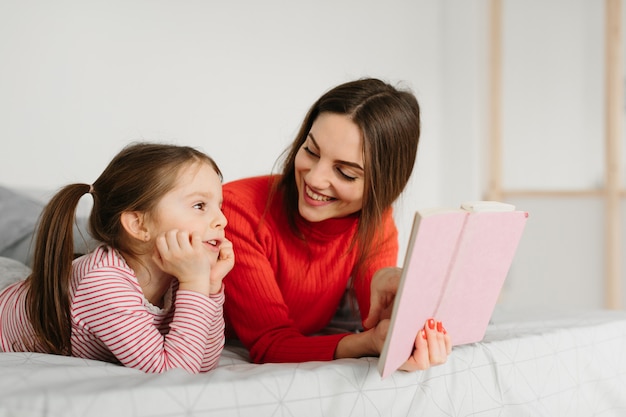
[222,78,450,372]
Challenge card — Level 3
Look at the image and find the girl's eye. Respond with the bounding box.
[303,146,319,158]
[193,202,206,210]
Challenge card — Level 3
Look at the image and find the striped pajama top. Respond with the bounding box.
[0,245,225,373]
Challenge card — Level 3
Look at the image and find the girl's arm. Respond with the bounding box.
[71,264,223,373]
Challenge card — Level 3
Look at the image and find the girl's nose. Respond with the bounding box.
[211,208,228,229]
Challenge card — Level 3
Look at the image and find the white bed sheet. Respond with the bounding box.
[1,308,626,417]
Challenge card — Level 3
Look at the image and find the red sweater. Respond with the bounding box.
[222,175,398,363]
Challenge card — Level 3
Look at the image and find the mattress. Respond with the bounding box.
[1,308,625,417]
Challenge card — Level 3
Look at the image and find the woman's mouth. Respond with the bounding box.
[305,185,333,202]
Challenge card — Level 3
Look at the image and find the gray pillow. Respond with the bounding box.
[0,185,44,257]
[0,185,97,266]
[0,256,31,291]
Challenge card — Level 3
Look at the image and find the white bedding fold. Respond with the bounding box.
[1,309,625,417]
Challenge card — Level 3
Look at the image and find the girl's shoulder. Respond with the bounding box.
[72,245,136,284]
[74,244,130,267]
[70,246,143,304]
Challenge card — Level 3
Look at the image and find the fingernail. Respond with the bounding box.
[436,321,443,332]
[428,318,435,330]
[421,330,427,339]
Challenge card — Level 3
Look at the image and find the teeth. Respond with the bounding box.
[207,240,217,246]
[306,186,332,202]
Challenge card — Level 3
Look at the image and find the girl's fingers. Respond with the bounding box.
[218,239,234,260]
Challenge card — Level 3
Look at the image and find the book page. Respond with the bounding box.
[435,211,527,345]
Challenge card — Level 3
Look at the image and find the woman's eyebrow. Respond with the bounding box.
[308,134,364,171]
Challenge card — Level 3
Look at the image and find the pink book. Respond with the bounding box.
[378,201,528,378]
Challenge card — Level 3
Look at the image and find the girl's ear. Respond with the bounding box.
[120,211,150,242]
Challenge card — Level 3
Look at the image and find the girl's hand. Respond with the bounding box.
[399,318,452,371]
[208,237,234,294]
[153,229,213,296]
[363,267,402,329]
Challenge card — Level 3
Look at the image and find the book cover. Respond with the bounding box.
[378,202,528,378]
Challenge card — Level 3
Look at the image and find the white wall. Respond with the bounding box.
[1,0,623,311]
[499,0,612,311]
[0,0,448,264]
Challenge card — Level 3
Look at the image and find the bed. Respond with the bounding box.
[2,185,626,417]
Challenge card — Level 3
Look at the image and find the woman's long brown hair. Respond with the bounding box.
[24,142,221,355]
[275,78,421,280]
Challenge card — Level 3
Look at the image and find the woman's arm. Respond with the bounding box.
[222,178,358,363]
[221,201,348,363]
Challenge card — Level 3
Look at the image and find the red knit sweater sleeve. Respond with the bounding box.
[353,209,400,325]
[222,178,342,363]
[222,176,399,364]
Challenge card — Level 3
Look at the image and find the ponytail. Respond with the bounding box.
[25,183,91,355]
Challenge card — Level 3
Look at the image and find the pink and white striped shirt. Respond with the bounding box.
[0,245,225,373]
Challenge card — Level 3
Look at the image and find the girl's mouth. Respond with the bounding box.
[204,238,222,252]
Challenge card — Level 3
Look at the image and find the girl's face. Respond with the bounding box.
[294,112,365,222]
[149,162,227,266]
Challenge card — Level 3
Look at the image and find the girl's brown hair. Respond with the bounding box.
[25,142,221,355]
[276,78,421,279]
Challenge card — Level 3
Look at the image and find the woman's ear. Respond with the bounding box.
[120,211,150,242]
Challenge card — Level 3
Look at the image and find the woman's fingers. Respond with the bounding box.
[399,318,451,372]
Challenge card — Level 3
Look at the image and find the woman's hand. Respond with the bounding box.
[338,266,452,370]
[399,318,452,371]
[335,316,452,371]
[363,267,402,330]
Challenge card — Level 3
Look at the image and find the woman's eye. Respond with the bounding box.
[337,168,357,181]
[193,202,206,210]
[303,146,319,158]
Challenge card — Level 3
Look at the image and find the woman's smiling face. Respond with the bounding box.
[294,112,365,222]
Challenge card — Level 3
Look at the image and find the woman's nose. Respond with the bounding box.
[306,161,332,189]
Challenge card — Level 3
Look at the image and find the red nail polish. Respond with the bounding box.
[436,321,443,332]
[428,318,435,330]
[422,330,427,340]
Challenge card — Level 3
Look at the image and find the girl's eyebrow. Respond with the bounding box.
[188,191,213,200]
[308,134,364,171]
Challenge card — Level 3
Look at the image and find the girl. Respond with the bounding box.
[0,142,234,373]
[222,78,451,372]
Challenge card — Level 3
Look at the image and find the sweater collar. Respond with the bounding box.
[295,211,359,240]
